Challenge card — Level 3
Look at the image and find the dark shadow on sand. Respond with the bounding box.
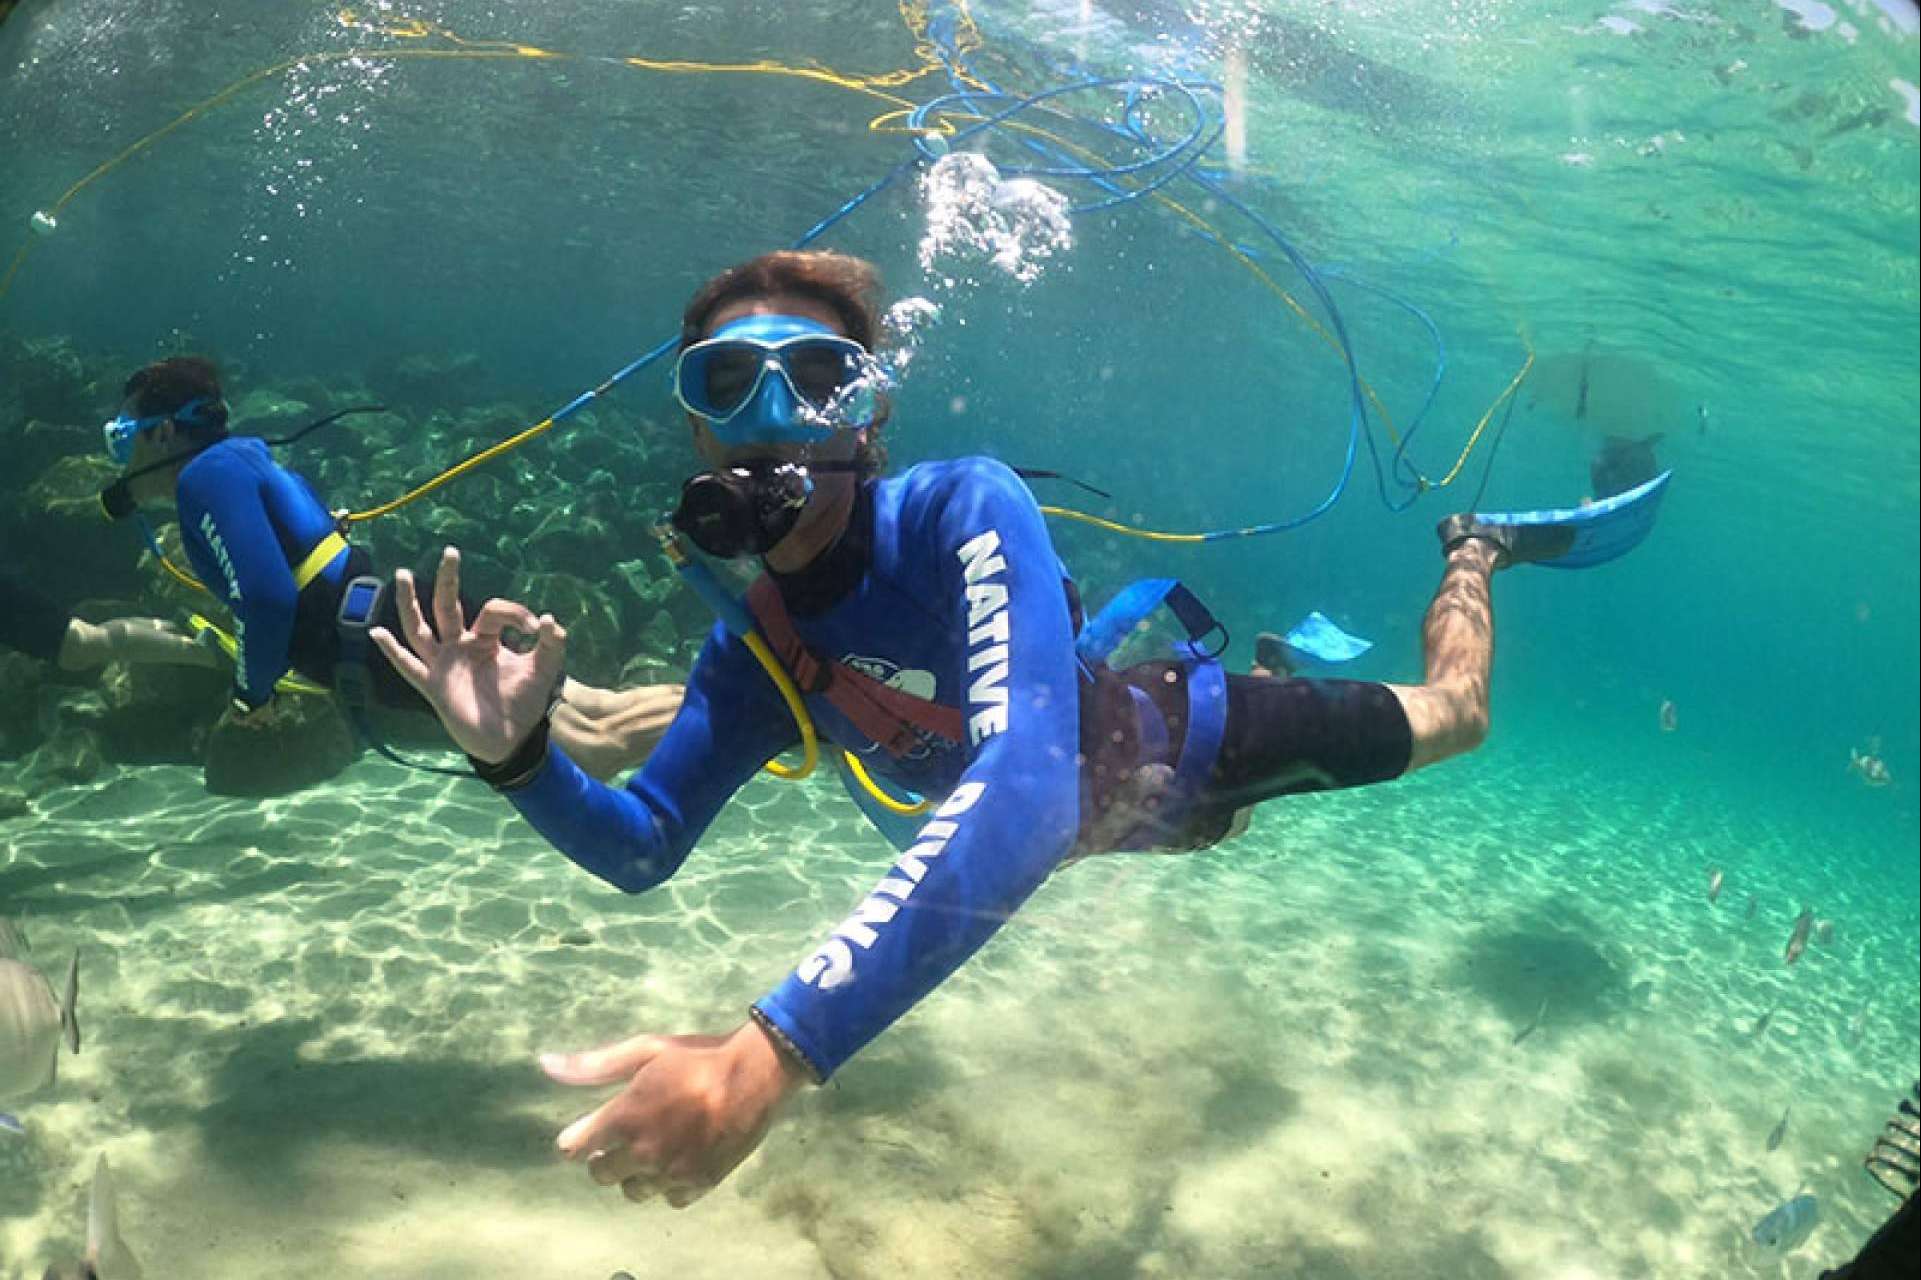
[1446,906,1632,1031]
[124,1016,559,1189]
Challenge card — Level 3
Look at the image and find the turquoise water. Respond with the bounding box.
[1,1,1917,1276]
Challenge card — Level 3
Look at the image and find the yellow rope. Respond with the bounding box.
[741,632,819,781]
[842,749,934,815]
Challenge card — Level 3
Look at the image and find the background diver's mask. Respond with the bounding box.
[97,396,229,520]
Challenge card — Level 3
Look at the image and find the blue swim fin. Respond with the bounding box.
[1279,612,1373,666]
[1439,471,1671,569]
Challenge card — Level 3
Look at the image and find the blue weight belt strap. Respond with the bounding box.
[1076,578,1230,851]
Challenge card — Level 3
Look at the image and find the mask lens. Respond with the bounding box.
[785,341,860,407]
[699,345,765,417]
[104,416,138,464]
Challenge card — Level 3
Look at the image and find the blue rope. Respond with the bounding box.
[527,8,1484,542]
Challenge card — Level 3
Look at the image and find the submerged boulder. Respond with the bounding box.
[90,658,229,764]
[18,455,142,594]
[23,726,105,789]
[0,652,45,757]
[11,335,92,421]
[203,695,357,796]
[372,351,482,411]
[228,388,312,436]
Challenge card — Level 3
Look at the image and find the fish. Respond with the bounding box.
[1744,894,1758,920]
[1813,919,1834,946]
[1751,1004,1778,1038]
[1512,994,1550,1045]
[1845,1005,1868,1046]
[40,1153,144,1280]
[1,920,81,1123]
[1697,401,1709,435]
[1766,1104,1791,1152]
[1750,1191,1818,1254]
[1785,908,1815,966]
[1707,868,1724,904]
[1659,699,1678,733]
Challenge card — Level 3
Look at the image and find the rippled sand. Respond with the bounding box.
[1,735,1915,1279]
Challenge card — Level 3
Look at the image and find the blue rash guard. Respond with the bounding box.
[505,457,1084,1080]
[176,437,350,707]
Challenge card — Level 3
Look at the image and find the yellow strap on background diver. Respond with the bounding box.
[186,613,330,697]
[290,529,349,590]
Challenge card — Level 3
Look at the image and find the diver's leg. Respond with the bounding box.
[1387,537,1498,773]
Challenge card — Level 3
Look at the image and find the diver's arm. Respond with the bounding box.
[752,459,1082,1081]
[177,452,300,707]
[504,625,797,892]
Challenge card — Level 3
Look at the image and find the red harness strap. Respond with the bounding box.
[744,576,966,758]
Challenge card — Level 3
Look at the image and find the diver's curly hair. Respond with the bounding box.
[682,250,890,472]
[122,355,230,436]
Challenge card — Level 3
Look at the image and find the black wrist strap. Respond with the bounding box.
[468,714,552,791]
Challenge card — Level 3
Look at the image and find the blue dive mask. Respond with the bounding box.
[672,314,877,446]
[102,395,222,464]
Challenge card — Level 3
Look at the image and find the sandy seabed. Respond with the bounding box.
[1,735,1915,1280]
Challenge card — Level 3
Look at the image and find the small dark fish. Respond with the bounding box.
[1767,1104,1791,1151]
[1513,995,1550,1045]
[1707,868,1724,904]
[1697,402,1709,435]
[1785,908,1815,966]
[1752,1005,1778,1038]
[1744,894,1758,920]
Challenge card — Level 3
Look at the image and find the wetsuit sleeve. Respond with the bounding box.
[176,452,297,707]
[501,622,799,893]
[754,458,1082,1080]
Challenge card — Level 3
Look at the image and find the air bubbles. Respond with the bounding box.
[916,152,1073,287]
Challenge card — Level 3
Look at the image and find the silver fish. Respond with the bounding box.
[1785,908,1815,966]
[1845,1005,1868,1046]
[1,920,81,1122]
[1813,918,1834,946]
[41,1153,143,1280]
[1750,1191,1818,1254]
[1752,1004,1778,1038]
[1766,1105,1791,1152]
[1707,868,1725,904]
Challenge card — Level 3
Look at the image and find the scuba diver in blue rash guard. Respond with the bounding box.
[99,356,683,778]
[371,250,1560,1210]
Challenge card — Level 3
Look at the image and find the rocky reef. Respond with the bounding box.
[0,332,704,800]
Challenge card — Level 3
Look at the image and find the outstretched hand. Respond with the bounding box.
[369,546,566,763]
[542,1021,807,1209]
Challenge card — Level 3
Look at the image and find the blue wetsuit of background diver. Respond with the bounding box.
[502,455,1412,1083]
[174,436,353,708]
